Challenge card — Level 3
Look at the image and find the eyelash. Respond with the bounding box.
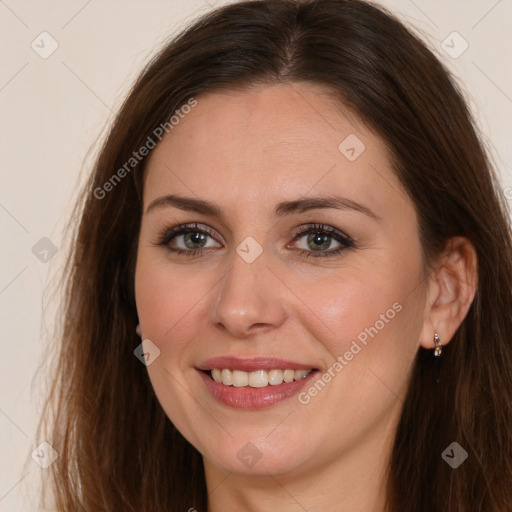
[154,222,356,259]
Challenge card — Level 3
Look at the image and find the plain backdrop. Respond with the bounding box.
[1,0,511,510]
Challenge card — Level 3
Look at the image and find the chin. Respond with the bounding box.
[202,435,313,477]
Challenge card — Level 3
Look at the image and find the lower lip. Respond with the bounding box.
[197,369,319,410]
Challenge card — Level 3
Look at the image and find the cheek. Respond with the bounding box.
[134,253,210,440]
[134,252,208,353]
[302,274,410,354]
[297,243,425,378]
[286,264,424,450]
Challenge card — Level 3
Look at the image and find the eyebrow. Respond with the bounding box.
[146,194,380,220]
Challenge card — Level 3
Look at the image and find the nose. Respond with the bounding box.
[210,247,287,339]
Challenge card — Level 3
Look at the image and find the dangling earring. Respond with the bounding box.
[433,332,443,357]
[136,323,142,337]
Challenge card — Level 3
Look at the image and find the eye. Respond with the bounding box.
[289,223,355,258]
[155,223,222,257]
[154,222,355,259]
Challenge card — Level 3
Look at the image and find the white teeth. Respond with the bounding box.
[268,369,283,385]
[209,368,313,387]
[248,370,268,388]
[221,369,232,386]
[232,370,249,387]
[283,369,295,383]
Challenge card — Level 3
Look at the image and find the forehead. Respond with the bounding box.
[142,83,409,218]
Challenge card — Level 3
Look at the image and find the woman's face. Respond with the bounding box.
[135,83,430,480]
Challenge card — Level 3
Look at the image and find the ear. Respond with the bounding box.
[136,323,142,337]
[419,236,478,350]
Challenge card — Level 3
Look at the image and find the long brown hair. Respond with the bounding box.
[35,1,512,510]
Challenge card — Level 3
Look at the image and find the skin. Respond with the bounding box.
[134,82,477,511]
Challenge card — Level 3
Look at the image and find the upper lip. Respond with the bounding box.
[197,356,317,372]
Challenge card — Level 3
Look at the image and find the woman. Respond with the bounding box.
[35,0,512,510]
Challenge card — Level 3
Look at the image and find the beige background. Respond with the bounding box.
[1,0,511,510]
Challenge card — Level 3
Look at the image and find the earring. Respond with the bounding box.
[433,332,442,357]
[136,323,142,337]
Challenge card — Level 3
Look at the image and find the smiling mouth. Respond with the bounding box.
[203,368,315,388]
